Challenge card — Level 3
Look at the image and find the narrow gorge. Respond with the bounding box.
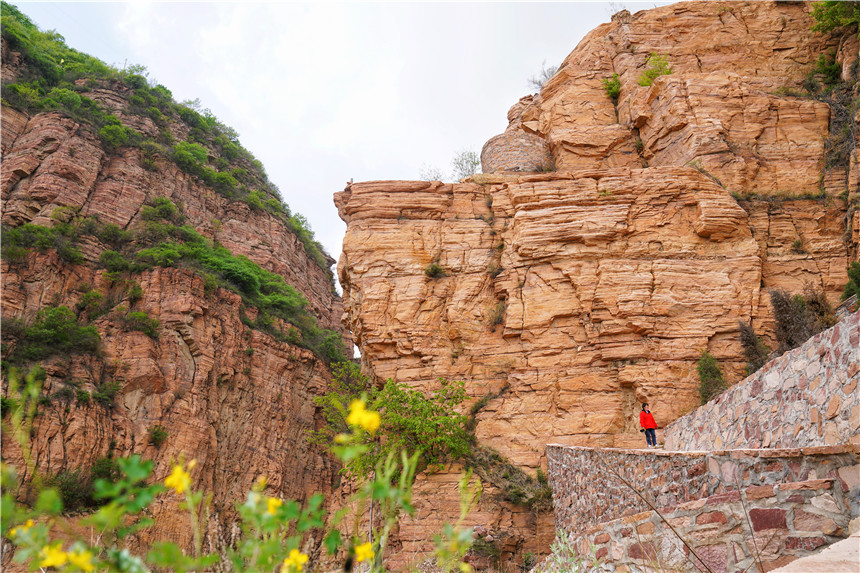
[1,1,858,572]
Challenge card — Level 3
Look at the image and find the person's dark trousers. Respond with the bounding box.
[645,428,656,447]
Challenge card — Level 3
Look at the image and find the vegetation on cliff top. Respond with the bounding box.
[0,1,333,278]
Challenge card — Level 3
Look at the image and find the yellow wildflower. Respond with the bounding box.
[9,519,34,538]
[354,542,375,563]
[67,548,95,572]
[165,463,192,494]
[459,563,473,573]
[266,496,283,515]
[39,542,68,568]
[346,399,381,433]
[281,548,309,572]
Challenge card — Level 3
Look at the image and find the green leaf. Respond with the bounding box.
[35,487,63,515]
[324,530,342,554]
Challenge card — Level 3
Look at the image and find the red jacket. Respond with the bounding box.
[640,410,657,429]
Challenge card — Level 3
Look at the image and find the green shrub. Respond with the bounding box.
[811,1,860,38]
[98,124,129,152]
[123,311,159,339]
[75,389,90,405]
[42,469,95,513]
[96,223,132,246]
[696,350,727,404]
[90,456,120,482]
[310,362,470,479]
[602,73,621,101]
[44,87,81,111]
[13,306,100,362]
[140,196,181,222]
[814,50,841,86]
[244,190,265,211]
[99,250,130,272]
[92,381,121,406]
[127,282,144,304]
[76,289,103,318]
[171,141,209,174]
[148,425,168,447]
[638,53,673,86]
[1,222,82,263]
[425,262,446,278]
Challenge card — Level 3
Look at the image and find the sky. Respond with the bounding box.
[14,1,671,276]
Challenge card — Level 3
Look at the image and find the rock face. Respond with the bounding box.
[1,254,340,560]
[1,33,348,566]
[0,106,347,338]
[336,0,858,564]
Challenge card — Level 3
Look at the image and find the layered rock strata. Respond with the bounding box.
[337,171,852,467]
[1,253,340,563]
[0,105,347,338]
[1,32,348,566]
[337,1,858,565]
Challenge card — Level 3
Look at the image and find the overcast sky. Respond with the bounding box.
[15,1,671,273]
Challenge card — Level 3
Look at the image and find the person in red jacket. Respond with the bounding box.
[640,403,658,448]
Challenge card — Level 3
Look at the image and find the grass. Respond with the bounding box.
[730,189,828,206]
[465,446,553,509]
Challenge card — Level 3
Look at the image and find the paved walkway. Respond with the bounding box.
[772,532,859,572]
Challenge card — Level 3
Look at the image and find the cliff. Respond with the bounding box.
[1,5,348,564]
[336,0,859,565]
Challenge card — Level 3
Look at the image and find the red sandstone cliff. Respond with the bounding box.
[1,23,348,566]
[336,1,859,566]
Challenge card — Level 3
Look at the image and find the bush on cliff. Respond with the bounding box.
[738,321,771,375]
[696,350,727,404]
[310,362,471,479]
[602,73,621,101]
[769,288,836,354]
[6,306,100,363]
[1,223,83,264]
[843,261,860,301]
[1,212,346,364]
[811,1,860,39]
[637,53,673,86]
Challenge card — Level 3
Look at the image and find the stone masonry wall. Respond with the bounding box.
[664,311,860,452]
[546,444,859,539]
[480,131,552,174]
[578,477,855,573]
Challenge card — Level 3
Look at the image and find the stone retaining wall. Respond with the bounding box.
[546,444,859,539]
[577,477,854,573]
[664,311,859,452]
[480,130,552,174]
